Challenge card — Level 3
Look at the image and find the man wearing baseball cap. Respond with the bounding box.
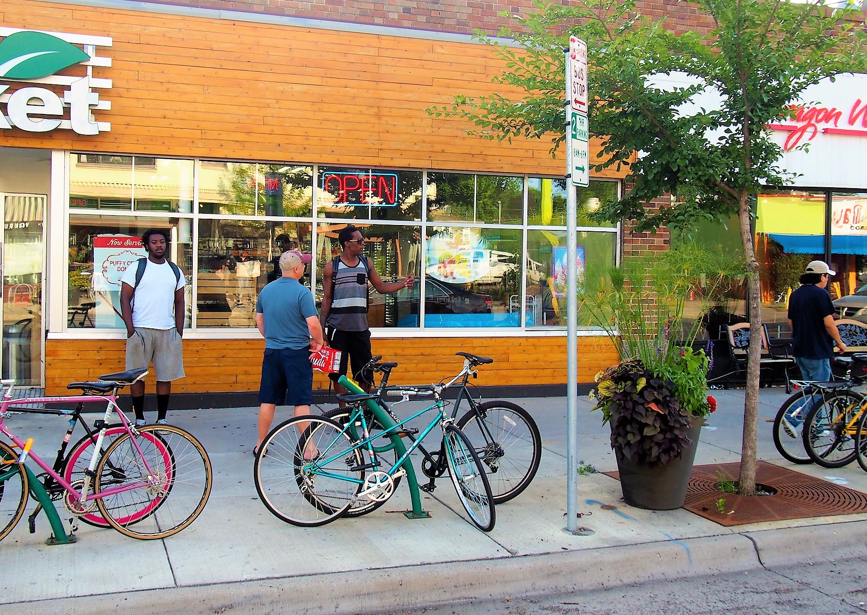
[787,260,847,383]
[254,249,324,455]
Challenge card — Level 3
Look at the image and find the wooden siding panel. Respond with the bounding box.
[0,0,626,177]
[44,337,619,396]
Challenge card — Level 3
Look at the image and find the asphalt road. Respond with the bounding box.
[404,555,867,615]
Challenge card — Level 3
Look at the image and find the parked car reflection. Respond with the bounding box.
[833,284,867,321]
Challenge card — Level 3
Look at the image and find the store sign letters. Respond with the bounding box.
[0,28,112,135]
[770,99,867,151]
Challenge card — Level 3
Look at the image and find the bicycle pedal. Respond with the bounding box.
[397,428,419,438]
[420,483,436,493]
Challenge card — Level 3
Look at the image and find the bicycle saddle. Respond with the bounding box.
[96,368,149,385]
[66,380,116,393]
[456,351,493,365]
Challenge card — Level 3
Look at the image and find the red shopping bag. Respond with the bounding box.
[311,346,342,374]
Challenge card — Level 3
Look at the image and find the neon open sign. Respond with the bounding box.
[321,171,398,207]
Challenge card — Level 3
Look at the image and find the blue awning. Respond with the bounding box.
[766,234,822,255]
[831,235,867,255]
[767,233,867,255]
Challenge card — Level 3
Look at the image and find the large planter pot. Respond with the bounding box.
[614,420,702,510]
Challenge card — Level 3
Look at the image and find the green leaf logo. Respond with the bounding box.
[0,31,90,80]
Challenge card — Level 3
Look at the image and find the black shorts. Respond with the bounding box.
[259,348,314,406]
[327,329,373,385]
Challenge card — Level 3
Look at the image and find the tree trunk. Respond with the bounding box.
[737,191,761,497]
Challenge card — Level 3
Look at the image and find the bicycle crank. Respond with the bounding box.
[62,480,97,516]
[358,471,394,502]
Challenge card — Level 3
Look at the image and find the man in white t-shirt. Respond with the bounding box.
[120,229,186,426]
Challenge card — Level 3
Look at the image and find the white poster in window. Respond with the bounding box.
[832,196,867,235]
[92,235,146,328]
[426,229,492,284]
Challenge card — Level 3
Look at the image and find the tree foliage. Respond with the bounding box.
[431,0,867,495]
[431,0,867,231]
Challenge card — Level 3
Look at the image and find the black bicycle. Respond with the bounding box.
[322,352,541,516]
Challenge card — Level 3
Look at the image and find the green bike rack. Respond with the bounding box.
[24,465,77,545]
[338,375,430,520]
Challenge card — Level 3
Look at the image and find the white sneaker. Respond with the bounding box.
[156,419,168,425]
[134,419,147,427]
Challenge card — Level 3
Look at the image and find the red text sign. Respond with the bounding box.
[769,99,867,150]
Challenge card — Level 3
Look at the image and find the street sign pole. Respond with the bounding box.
[565,37,589,535]
[564,46,579,534]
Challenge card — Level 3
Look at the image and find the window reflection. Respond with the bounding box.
[67,216,192,329]
[526,230,616,328]
[197,220,312,327]
[198,162,312,217]
[416,227,522,327]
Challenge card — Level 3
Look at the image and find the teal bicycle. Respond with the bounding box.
[252,382,496,531]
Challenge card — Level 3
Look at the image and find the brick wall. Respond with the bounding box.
[118,0,717,38]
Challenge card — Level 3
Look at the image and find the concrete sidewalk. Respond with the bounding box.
[2,388,867,614]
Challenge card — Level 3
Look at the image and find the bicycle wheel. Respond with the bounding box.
[443,424,495,532]
[802,390,863,468]
[457,400,541,504]
[254,416,364,527]
[322,406,401,517]
[95,425,212,540]
[62,427,128,528]
[772,390,821,464]
[0,441,29,542]
[856,406,867,473]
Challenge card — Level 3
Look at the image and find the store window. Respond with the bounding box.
[526,230,616,327]
[197,220,312,328]
[418,226,522,327]
[69,155,193,212]
[66,155,621,334]
[756,191,826,330]
[316,222,421,328]
[317,168,422,222]
[198,162,313,217]
[527,178,619,228]
[830,192,867,321]
[68,215,192,329]
[427,173,523,225]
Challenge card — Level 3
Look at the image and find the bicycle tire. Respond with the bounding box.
[0,441,29,542]
[62,426,128,528]
[321,406,401,517]
[254,416,364,527]
[456,400,541,504]
[443,424,495,532]
[772,390,821,464]
[802,389,864,468]
[95,425,212,540]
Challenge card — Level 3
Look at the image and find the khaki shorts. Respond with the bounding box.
[126,328,185,382]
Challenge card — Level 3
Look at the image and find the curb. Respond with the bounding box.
[746,518,867,568]
[0,534,759,615]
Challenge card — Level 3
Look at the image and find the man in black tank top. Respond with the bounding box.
[320,225,415,396]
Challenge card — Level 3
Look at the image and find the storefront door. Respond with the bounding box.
[1,193,45,387]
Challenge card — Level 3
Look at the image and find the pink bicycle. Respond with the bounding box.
[0,368,212,541]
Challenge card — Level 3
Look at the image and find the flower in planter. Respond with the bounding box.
[583,242,745,467]
[591,358,696,466]
[707,395,717,413]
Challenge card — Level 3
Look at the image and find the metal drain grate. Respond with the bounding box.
[684,461,867,526]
